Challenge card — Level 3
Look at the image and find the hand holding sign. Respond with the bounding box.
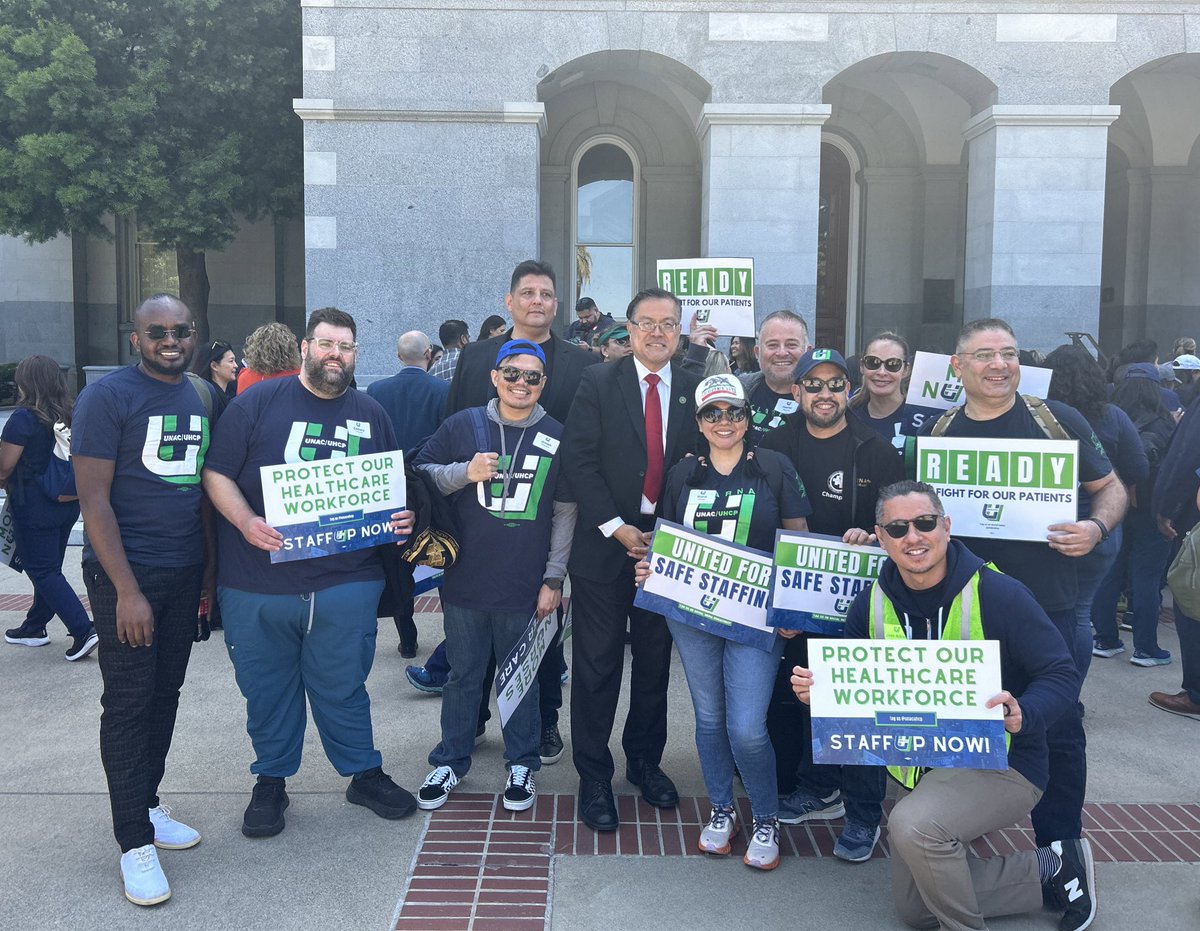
[1046,518,1103,557]
[688,312,719,348]
[986,690,1023,734]
[242,515,284,553]
[390,508,415,542]
[790,665,814,704]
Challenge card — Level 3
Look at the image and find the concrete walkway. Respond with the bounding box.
[0,551,1196,930]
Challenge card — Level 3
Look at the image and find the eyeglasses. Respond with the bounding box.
[143,325,195,341]
[880,514,942,539]
[308,337,357,354]
[861,355,906,373]
[798,376,849,394]
[965,348,1019,364]
[699,406,748,424]
[630,319,681,334]
[498,366,545,386]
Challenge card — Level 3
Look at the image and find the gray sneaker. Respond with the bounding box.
[743,816,780,871]
[834,821,881,862]
[777,789,845,824]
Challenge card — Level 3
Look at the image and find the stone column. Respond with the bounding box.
[697,104,831,327]
[963,105,1119,350]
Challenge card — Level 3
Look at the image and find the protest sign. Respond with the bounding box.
[496,611,558,727]
[809,638,1007,770]
[656,258,755,336]
[634,518,776,652]
[768,531,887,633]
[916,437,1078,541]
[0,498,23,572]
[260,450,405,563]
[904,351,1053,424]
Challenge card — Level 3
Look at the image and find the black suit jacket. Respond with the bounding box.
[563,355,701,582]
[443,329,600,422]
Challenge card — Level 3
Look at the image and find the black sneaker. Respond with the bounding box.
[539,724,564,765]
[346,767,417,820]
[503,765,536,812]
[1047,838,1096,931]
[416,766,459,810]
[5,624,49,647]
[65,628,100,661]
[242,776,289,838]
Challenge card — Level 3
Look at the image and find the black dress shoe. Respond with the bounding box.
[625,760,679,808]
[398,640,418,659]
[578,779,618,832]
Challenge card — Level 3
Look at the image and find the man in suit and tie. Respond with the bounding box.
[562,287,701,832]
[367,330,450,657]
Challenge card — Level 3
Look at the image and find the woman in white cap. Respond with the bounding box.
[636,374,810,871]
[1172,353,1200,408]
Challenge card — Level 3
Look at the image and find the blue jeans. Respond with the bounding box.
[1094,509,1172,654]
[667,618,782,820]
[1073,525,1121,677]
[1176,605,1200,705]
[12,498,91,638]
[220,581,385,778]
[429,603,541,777]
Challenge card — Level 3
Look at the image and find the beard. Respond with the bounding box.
[304,352,354,395]
[138,346,194,377]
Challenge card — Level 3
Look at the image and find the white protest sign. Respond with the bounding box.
[916,437,1078,541]
[0,497,22,571]
[635,519,776,651]
[768,531,887,634]
[260,450,405,563]
[656,257,755,337]
[496,611,558,727]
[905,351,1053,413]
[809,638,1007,770]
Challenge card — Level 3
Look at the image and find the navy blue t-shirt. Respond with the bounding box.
[72,365,217,567]
[205,377,399,595]
[414,409,566,613]
[746,379,798,447]
[850,401,928,455]
[2,407,78,518]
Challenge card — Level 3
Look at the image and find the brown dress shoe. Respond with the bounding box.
[1149,690,1200,721]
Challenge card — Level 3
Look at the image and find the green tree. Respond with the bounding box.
[0,0,301,340]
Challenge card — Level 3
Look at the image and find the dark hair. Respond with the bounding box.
[758,310,809,339]
[306,307,356,340]
[575,297,597,314]
[956,318,1015,352]
[192,339,234,383]
[875,480,945,526]
[849,331,911,410]
[1106,338,1159,382]
[627,287,681,321]
[14,355,73,428]
[477,315,507,341]
[1044,344,1106,421]
[509,259,556,292]
[438,319,469,346]
[1110,376,1171,426]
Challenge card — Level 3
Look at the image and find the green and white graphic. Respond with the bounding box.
[479,453,552,521]
[283,421,365,463]
[656,257,754,336]
[683,487,756,546]
[141,414,209,484]
[768,531,888,634]
[916,437,1078,541]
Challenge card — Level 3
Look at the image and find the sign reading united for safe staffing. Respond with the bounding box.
[767,531,887,634]
[260,450,405,563]
[904,351,1054,420]
[809,638,1007,770]
[916,437,1078,541]
[635,519,777,652]
[656,258,755,337]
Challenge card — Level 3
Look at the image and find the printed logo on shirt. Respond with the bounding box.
[683,487,757,546]
[283,421,366,463]
[479,453,552,521]
[749,397,797,439]
[141,414,209,485]
[822,470,845,502]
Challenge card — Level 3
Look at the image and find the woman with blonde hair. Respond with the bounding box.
[236,322,301,394]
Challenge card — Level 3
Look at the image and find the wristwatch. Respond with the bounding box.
[1084,517,1110,543]
[542,577,565,591]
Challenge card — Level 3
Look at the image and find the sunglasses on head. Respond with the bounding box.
[143,324,195,341]
[498,366,544,385]
[699,406,748,424]
[798,376,848,394]
[860,355,906,373]
[881,514,942,538]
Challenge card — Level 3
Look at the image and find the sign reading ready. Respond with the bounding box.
[656,257,755,336]
[260,450,405,563]
[809,638,1007,771]
[768,531,887,634]
[916,437,1078,541]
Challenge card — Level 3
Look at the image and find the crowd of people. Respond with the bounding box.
[0,260,1197,931]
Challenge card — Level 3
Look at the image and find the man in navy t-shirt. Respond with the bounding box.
[203,308,419,840]
[73,294,220,907]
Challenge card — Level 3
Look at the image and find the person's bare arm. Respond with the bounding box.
[1047,470,1128,557]
[201,470,283,553]
[0,441,23,488]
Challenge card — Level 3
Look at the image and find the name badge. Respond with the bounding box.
[775,398,798,415]
[532,432,560,454]
[346,420,371,438]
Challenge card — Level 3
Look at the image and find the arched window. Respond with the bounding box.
[573,138,637,319]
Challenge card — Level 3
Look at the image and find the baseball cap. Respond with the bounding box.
[1121,362,1161,382]
[599,324,629,344]
[792,348,849,382]
[1158,363,1181,383]
[494,338,546,368]
[1172,353,1200,371]
[694,374,746,411]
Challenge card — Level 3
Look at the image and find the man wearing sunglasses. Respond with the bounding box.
[790,481,1090,931]
[759,347,904,861]
[411,339,575,813]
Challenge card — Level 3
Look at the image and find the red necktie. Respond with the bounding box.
[643,373,663,505]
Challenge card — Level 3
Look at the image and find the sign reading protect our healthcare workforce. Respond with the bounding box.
[809,638,1007,770]
[496,611,558,727]
[635,519,776,652]
[904,351,1053,421]
[656,258,755,337]
[768,531,887,634]
[260,450,405,563]
[916,437,1078,541]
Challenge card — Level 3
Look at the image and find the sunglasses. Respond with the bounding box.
[143,324,195,341]
[498,366,544,386]
[880,514,942,538]
[605,336,630,346]
[798,376,849,394]
[699,406,748,424]
[860,355,906,373]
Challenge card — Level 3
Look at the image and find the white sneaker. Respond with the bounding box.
[698,805,738,855]
[743,816,781,871]
[417,766,459,810]
[120,844,171,906]
[503,765,536,812]
[150,804,201,850]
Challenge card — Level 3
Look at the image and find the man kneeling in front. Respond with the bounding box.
[791,481,1096,931]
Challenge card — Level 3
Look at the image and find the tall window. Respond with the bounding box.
[574,140,636,318]
[137,233,178,303]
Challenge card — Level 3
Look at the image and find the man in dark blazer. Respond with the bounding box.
[367,330,449,656]
[562,287,701,832]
